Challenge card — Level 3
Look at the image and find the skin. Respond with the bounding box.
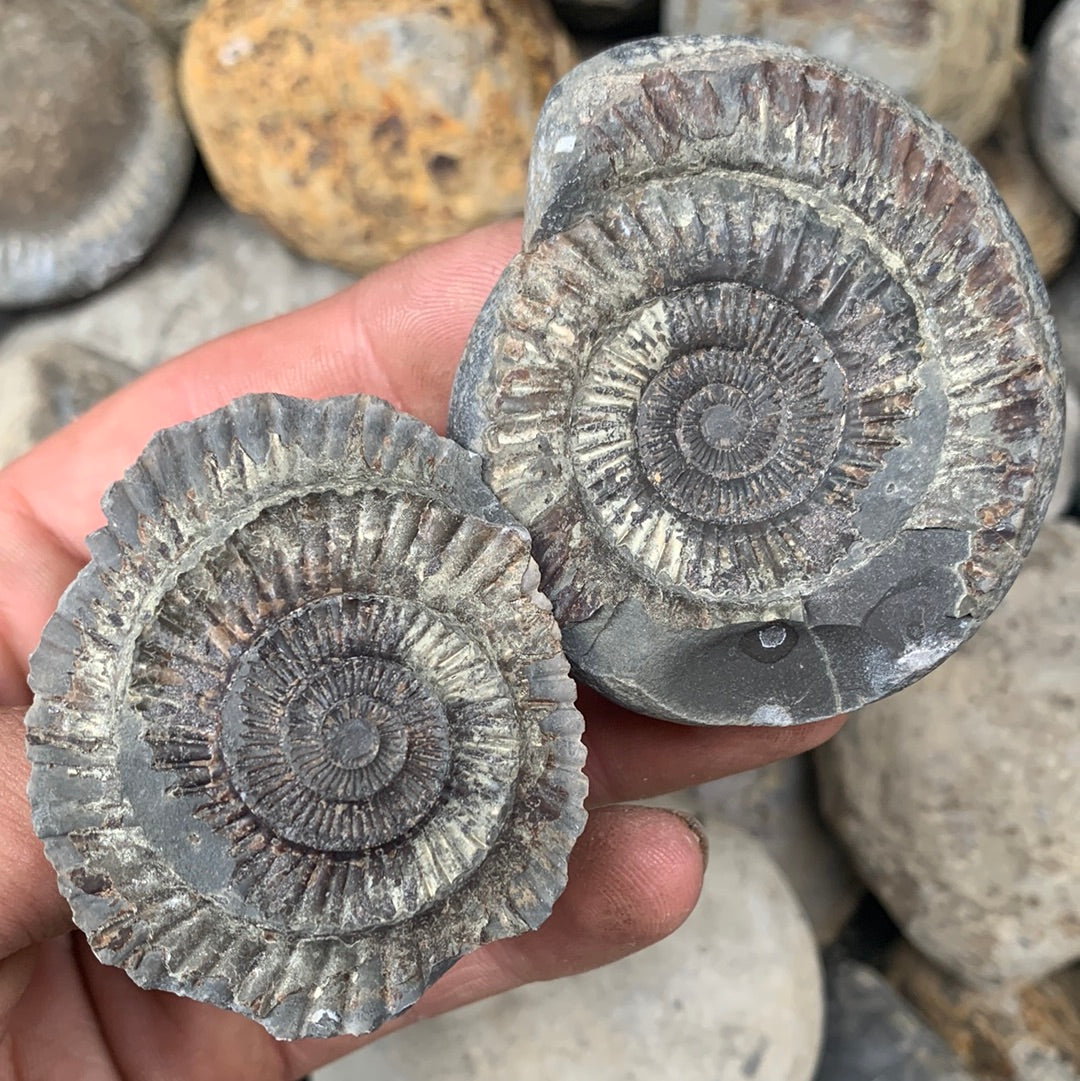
[0,221,843,1081]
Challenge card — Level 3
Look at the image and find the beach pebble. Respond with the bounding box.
[661,0,1020,145]
[316,821,824,1081]
[0,0,193,307]
[180,0,576,272]
[818,521,1080,987]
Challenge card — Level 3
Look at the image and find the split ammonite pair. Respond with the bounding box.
[26,37,1064,1039]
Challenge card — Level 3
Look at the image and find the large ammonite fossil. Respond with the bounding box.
[25,394,587,1039]
[450,36,1065,727]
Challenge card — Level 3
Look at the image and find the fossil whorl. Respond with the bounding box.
[449,36,1064,728]
[25,394,587,1039]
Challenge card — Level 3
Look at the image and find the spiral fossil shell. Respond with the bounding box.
[25,394,587,1039]
[449,36,1064,727]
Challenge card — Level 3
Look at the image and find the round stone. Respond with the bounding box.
[0,0,193,306]
[1031,0,1080,216]
[818,520,1080,987]
[179,0,577,272]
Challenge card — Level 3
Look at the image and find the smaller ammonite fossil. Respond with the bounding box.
[26,394,587,1039]
[0,0,193,307]
[450,36,1064,727]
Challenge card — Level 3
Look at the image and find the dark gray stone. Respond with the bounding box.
[0,0,193,308]
[816,956,976,1081]
[449,36,1064,727]
[0,340,138,467]
[25,394,587,1039]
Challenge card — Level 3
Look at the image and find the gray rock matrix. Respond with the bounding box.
[0,0,193,307]
[450,36,1063,727]
[25,394,587,1039]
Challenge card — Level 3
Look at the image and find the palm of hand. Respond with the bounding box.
[0,222,841,1081]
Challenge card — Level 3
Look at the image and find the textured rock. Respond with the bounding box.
[974,62,1076,284]
[0,184,354,375]
[26,394,588,1039]
[122,0,204,49]
[316,822,824,1081]
[1049,384,1079,518]
[645,755,862,944]
[818,519,1080,987]
[1052,258,1080,388]
[816,954,976,1080]
[1031,0,1080,216]
[889,944,1080,1081]
[180,0,576,272]
[0,341,137,467]
[0,0,193,307]
[661,0,1020,146]
[450,36,1064,727]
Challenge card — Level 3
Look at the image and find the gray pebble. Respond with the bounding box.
[1031,0,1080,216]
[816,955,976,1081]
[0,0,193,307]
[0,340,137,467]
[818,520,1080,987]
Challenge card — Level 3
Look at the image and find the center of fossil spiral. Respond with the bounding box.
[700,399,751,448]
[322,699,388,768]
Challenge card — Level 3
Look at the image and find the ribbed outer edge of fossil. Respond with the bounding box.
[450,35,1064,726]
[25,393,587,1039]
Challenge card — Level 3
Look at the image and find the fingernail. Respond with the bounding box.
[662,808,709,871]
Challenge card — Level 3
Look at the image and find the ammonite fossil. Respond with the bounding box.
[26,394,587,1039]
[0,0,193,307]
[450,36,1064,727]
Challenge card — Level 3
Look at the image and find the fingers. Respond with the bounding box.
[281,805,707,1079]
[0,220,521,701]
[4,217,521,548]
[0,708,71,958]
[579,687,846,806]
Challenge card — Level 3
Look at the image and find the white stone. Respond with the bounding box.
[1031,0,1080,215]
[315,822,824,1081]
[644,755,862,945]
[818,521,1080,987]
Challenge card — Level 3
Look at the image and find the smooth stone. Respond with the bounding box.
[1031,0,1080,215]
[315,822,824,1081]
[816,954,976,1080]
[661,0,1020,145]
[0,341,138,467]
[180,0,576,272]
[643,755,863,945]
[818,520,1080,988]
[1048,383,1078,518]
[0,184,355,375]
[889,943,1080,1081]
[0,0,193,308]
[973,60,1077,285]
[121,0,204,49]
[1052,258,1080,388]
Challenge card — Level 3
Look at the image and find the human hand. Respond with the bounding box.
[0,221,844,1080]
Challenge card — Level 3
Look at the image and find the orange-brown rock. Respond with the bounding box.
[888,943,1080,1081]
[180,0,576,271]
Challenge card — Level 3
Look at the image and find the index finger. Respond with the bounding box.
[0,220,521,701]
